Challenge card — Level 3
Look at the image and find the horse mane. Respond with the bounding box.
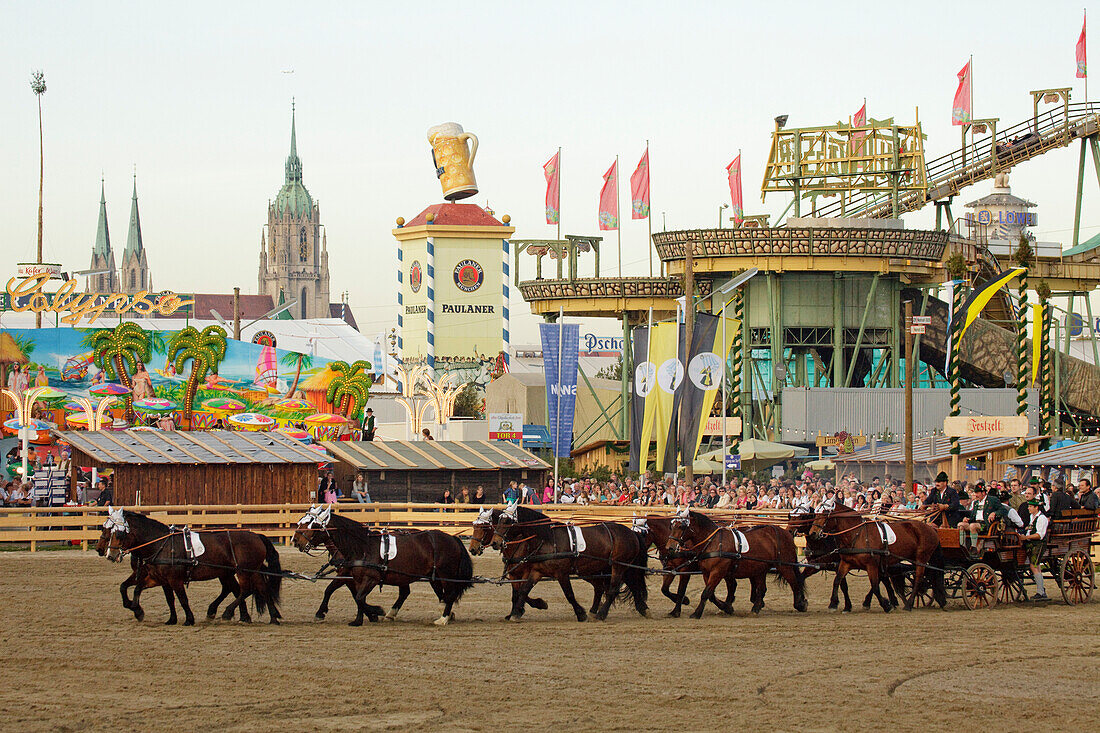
[124,510,169,535]
[327,512,377,559]
[689,510,719,532]
[510,505,557,543]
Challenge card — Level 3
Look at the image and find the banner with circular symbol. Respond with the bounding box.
[657,358,684,394]
[688,352,722,391]
[453,259,484,292]
[634,361,656,397]
[410,260,422,293]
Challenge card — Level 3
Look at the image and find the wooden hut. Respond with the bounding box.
[322,439,550,502]
[56,429,319,505]
[831,435,1047,484]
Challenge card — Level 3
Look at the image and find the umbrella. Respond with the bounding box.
[803,458,835,471]
[304,412,348,426]
[274,398,312,412]
[227,412,276,431]
[277,427,312,442]
[133,397,176,413]
[63,401,84,412]
[34,387,68,403]
[692,457,724,474]
[90,383,131,396]
[3,418,56,432]
[699,439,808,472]
[64,413,90,428]
[303,412,349,440]
[202,397,246,415]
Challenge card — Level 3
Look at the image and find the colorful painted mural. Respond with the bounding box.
[0,326,366,430]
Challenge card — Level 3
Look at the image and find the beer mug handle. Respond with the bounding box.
[460,132,479,166]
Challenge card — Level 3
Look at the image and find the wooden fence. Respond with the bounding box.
[0,503,786,551]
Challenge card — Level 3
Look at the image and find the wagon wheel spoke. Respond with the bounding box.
[1060,551,1095,605]
[962,563,998,610]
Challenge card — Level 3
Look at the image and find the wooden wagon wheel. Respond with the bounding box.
[997,571,1025,604]
[945,567,967,603]
[899,570,936,608]
[1059,550,1096,605]
[962,563,999,610]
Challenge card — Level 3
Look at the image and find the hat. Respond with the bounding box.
[1026,498,1043,507]
[935,471,949,483]
[973,484,988,493]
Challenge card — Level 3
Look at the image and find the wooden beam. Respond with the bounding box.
[56,431,121,464]
[403,441,446,469]
[203,432,260,463]
[340,442,387,468]
[231,431,295,462]
[369,441,417,467]
[174,432,233,462]
[154,432,211,463]
[474,440,523,466]
[431,442,475,469]
[93,430,146,463]
[323,441,373,469]
[124,431,186,464]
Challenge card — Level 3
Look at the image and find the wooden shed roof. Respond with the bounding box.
[1001,440,1100,469]
[321,440,550,471]
[54,429,320,465]
[832,435,1046,465]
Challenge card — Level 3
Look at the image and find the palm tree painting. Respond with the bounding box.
[167,325,227,424]
[325,360,372,419]
[279,351,313,397]
[89,322,151,420]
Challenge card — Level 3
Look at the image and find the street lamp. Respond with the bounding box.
[718,203,729,229]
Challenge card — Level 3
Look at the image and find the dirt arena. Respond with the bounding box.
[0,548,1096,732]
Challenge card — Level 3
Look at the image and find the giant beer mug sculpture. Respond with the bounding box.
[428,122,478,200]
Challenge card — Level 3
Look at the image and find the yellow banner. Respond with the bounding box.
[649,322,680,473]
[1032,301,1043,385]
[688,316,739,462]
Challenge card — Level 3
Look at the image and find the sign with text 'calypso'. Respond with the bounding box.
[5,273,194,325]
[488,413,523,441]
[943,415,1029,438]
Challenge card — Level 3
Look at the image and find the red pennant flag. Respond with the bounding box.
[543,151,560,224]
[630,148,650,219]
[599,160,618,230]
[1078,12,1087,78]
[952,60,972,125]
[852,101,868,159]
[726,155,743,224]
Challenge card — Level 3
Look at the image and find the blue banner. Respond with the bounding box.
[539,322,579,458]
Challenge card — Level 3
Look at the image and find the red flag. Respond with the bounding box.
[1078,12,1087,78]
[598,160,618,230]
[952,60,972,125]
[543,151,560,224]
[852,101,868,158]
[630,148,650,219]
[726,155,743,224]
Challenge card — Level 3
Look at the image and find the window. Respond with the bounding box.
[130,270,136,289]
[98,275,104,291]
[300,287,308,319]
[299,227,308,262]
[141,270,145,289]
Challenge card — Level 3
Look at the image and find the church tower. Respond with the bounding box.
[87,180,118,295]
[118,176,151,294]
[258,103,330,319]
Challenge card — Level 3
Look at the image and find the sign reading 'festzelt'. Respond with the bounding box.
[943,415,1029,438]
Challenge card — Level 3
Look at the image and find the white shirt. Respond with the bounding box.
[1028,513,1049,539]
[560,493,576,504]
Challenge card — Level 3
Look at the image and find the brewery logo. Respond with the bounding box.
[409,260,423,293]
[634,361,656,397]
[656,358,684,394]
[688,352,722,391]
[453,259,484,292]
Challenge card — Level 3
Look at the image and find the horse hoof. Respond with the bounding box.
[165,619,176,626]
[221,611,234,621]
[862,603,872,610]
[269,618,280,625]
[528,598,549,610]
[206,613,217,620]
[314,614,326,622]
[668,610,681,618]
[384,609,398,621]
[841,608,851,614]
[133,610,145,622]
[183,619,195,627]
[507,615,523,623]
[240,617,252,624]
[348,619,363,627]
[433,615,451,626]
[690,613,704,620]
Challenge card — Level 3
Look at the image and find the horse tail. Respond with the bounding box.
[617,530,649,613]
[256,533,283,618]
[448,534,476,602]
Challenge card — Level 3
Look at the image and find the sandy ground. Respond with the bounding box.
[0,548,1096,732]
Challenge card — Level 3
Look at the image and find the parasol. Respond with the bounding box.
[64,412,90,428]
[90,383,132,396]
[133,398,176,413]
[63,401,84,412]
[303,412,349,441]
[227,412,276,431]
[303,412,349,426]
[274,397,312,412]
[201,397,246,415]
[277,427,312,442]
[34,387,68,403]
[3,418,56,433]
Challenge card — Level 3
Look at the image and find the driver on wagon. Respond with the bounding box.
[957,483,1010,552]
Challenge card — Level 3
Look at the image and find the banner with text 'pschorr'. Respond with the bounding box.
[539,322,580,458]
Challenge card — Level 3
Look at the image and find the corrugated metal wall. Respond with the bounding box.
[781,387,1038,442]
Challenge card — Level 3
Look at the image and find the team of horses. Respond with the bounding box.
[95,501,951,625]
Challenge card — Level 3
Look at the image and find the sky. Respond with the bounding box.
[1,1,1097,344]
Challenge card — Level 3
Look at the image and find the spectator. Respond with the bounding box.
[459,486,471,504]
[542,482,555,504]
[351,473,370,503]
[503,481,520,505]
[94,479,113,507]
[473,485,487,504]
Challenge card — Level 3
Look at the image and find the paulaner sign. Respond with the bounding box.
[5,273,195,325]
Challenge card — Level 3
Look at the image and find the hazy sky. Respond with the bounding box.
[1,1,1096,342]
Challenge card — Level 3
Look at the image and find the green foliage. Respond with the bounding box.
[944,252,968,279]
[167,325,227,417]
[1012,233,1035,269]
[90,323,151,383]
[451,383,483,418]
[325,360,373,418]
[595,356,623,381]
[1036,280,1052,301]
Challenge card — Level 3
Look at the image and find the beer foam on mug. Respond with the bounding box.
[427,122,465,142]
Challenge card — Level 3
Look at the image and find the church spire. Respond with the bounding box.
[93,178,111,255]
[285,99,302,183]
[124,172,143,257]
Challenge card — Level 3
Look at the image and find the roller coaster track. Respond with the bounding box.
[814,102,1100,220]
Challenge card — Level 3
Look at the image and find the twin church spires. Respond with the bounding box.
[87,175,150,295]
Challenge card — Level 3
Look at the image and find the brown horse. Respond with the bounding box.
[637,515,736,617]
[292,506,474,626]
[110,554,241,621]
[469,508,550,615]
[808,504,946,612]
[488,505,649,622]
[665,509,807,618]
[97,508,282,625]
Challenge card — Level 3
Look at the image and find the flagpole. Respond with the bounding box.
[721,305,727,485]
[616,155,622,279]
[647,141,653,277]
[641,305,653,489]
[556,146,562,242]
[554,306,563,501]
